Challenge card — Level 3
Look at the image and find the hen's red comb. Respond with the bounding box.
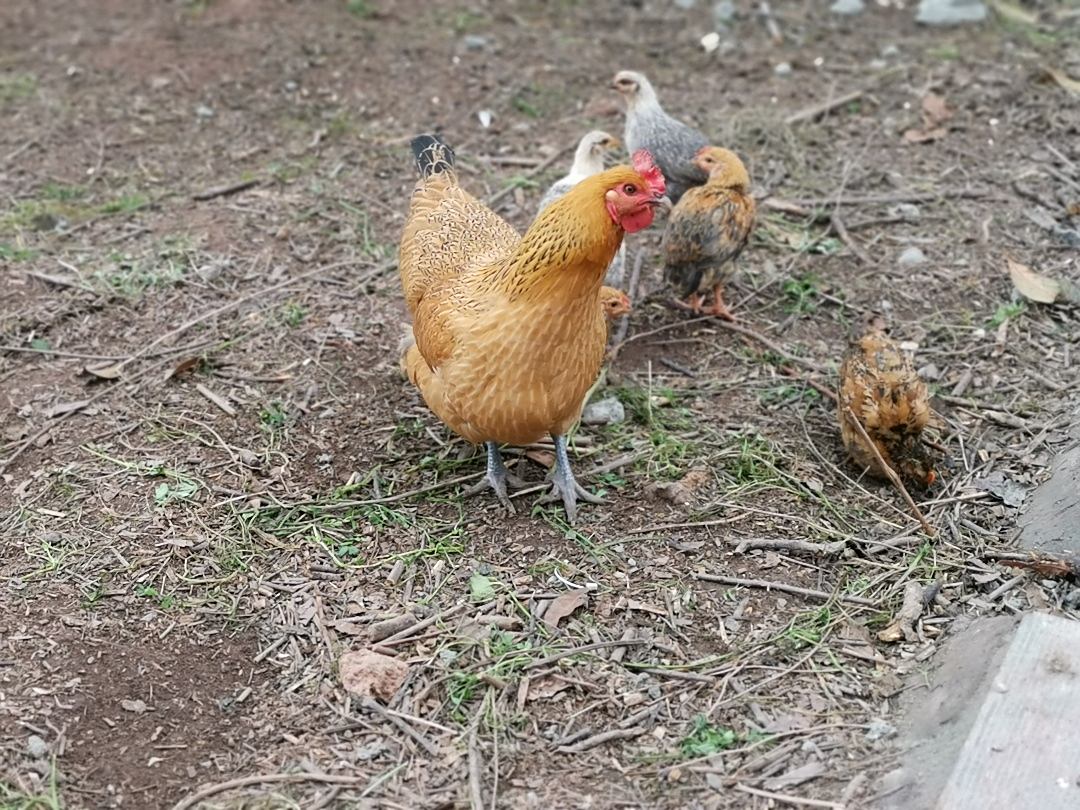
[631,149,666,198]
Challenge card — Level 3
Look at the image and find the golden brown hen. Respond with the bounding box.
[398,134,665,522]
[662,146,756,321]
[838,318,937,487]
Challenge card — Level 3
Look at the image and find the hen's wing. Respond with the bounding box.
[663,188,754,296]
[398,135,520,372]
[627,112,709,204]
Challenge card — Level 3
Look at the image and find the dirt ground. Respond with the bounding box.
[2,1,1079,808]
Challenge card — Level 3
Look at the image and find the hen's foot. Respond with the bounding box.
[539,435,603,524]
[702,285,736,321]
[463,441,525,513]
[672,293,705,315]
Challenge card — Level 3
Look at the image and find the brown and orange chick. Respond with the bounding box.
[398,134,665,522]
[662,146,756,321]
[599,286,632,322]
[838,317,937,488]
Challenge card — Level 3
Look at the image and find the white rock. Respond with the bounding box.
[830,0,865,14]
[477,109,493,129]
[774,61,793,77]
[27,735,49,759]
[581,397,625,426]
[701,32,721,53]
[897,246,927,267]
[916,0,987,25]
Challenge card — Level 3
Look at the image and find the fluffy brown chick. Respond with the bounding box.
[838,319,937,488]
[599,286,632,321]
[662,147,756,321]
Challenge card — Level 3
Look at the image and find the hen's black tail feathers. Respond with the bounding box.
[411,134,455,179]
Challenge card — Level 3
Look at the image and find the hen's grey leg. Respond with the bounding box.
[541,434,603,524]
[464,441,525,512]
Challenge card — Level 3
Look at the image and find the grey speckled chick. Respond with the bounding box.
[613,70,709,204]
[536,130,621,213]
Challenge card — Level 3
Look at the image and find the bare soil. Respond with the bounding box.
[2,1,1079,809]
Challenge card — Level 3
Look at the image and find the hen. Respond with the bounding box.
[613,70,709,204]
[838,318,937,488]
[663,147,756,320]
[399,134,665,522]
[537,130,621,213]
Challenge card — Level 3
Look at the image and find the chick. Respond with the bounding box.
[538,130,621,213]
[599,286,632,321]
[838,317,937,488]
[613,70,709,204]
[662,147,755,320]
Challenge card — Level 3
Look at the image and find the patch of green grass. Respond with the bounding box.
[728,432,779,486]
[782,273,821,314]
[759,383,821,407]
[927,43,961,60]
[95,252,185,298]
[98,192,148,215]
[680,716,738,758]
[280,301,307,327]
[988,300,1026,328]
[0,73,37,106]
[153,479,199,507]
[780,605,833,649]
[0,242,38,261]
[0,766,63,809]
[346,0,375,17]
[338,201,392,260]
[449,9,488,32]
[135,584,176,610]
[512,95,540,118]
[41,183,87,202]
[259,401,289,433]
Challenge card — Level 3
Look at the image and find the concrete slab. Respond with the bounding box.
[884,614,1018,810]
[886,613,1080,809]
[935,612,1080,810]
[1019,443,1080,556]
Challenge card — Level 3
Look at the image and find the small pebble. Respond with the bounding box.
[462,34,489,51]
[830,0,865,14]
[897,246,927,268]
[916,0,987,25]
[27,734,49,759]
[712,0,736,24]
[918,363,941,381]
[890,203,922,220]
[195,104,215,119]
[674,0,697,9]
[773,61,793,77]
[881,43,901,57]
[581,396,625,426]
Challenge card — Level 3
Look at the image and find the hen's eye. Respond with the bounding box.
[623,184,637,195]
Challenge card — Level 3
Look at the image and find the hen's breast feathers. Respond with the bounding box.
[663,186,755,296]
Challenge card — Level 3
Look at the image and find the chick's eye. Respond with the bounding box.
[623,184,637,195]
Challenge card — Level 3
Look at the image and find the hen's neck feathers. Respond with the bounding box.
[497,174,622,305]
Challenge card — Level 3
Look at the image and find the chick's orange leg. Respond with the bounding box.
[539,434,603,524]
[701,285,736,321]
[672,293,705,315]
[463,441,526,513]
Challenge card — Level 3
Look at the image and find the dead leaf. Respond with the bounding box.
[339,650,409,702]
[903,126,947,144]
[921,93,952,126]
[170,356,203,378]
[1008,258,1060,303]
[1043,67,1080,97]
[81,363,123,380]
[543,589,588,629]
[877,580,925,643]
[1001,557,1079,579]
[991,0,1038,24]
[525,449,554,469]
[121,698,149,713]
[525,674,571,702]
[46,399,90,418]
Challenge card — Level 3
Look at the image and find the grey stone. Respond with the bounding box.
[195,104,215,119]
[890,202,922,220]
[27,734,48,758]
[712,0,736,24]
[462,34,489,51]
[773,61,793,77]
[1019,444,1080,555]
[974,471,1027,508]
[881,44,901,58]
[916,0,987,25]
[897,246,927,267]
[674,0,697,9]
[581,397,625,426]
[830,0,865,14]
[917,363,941,381]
